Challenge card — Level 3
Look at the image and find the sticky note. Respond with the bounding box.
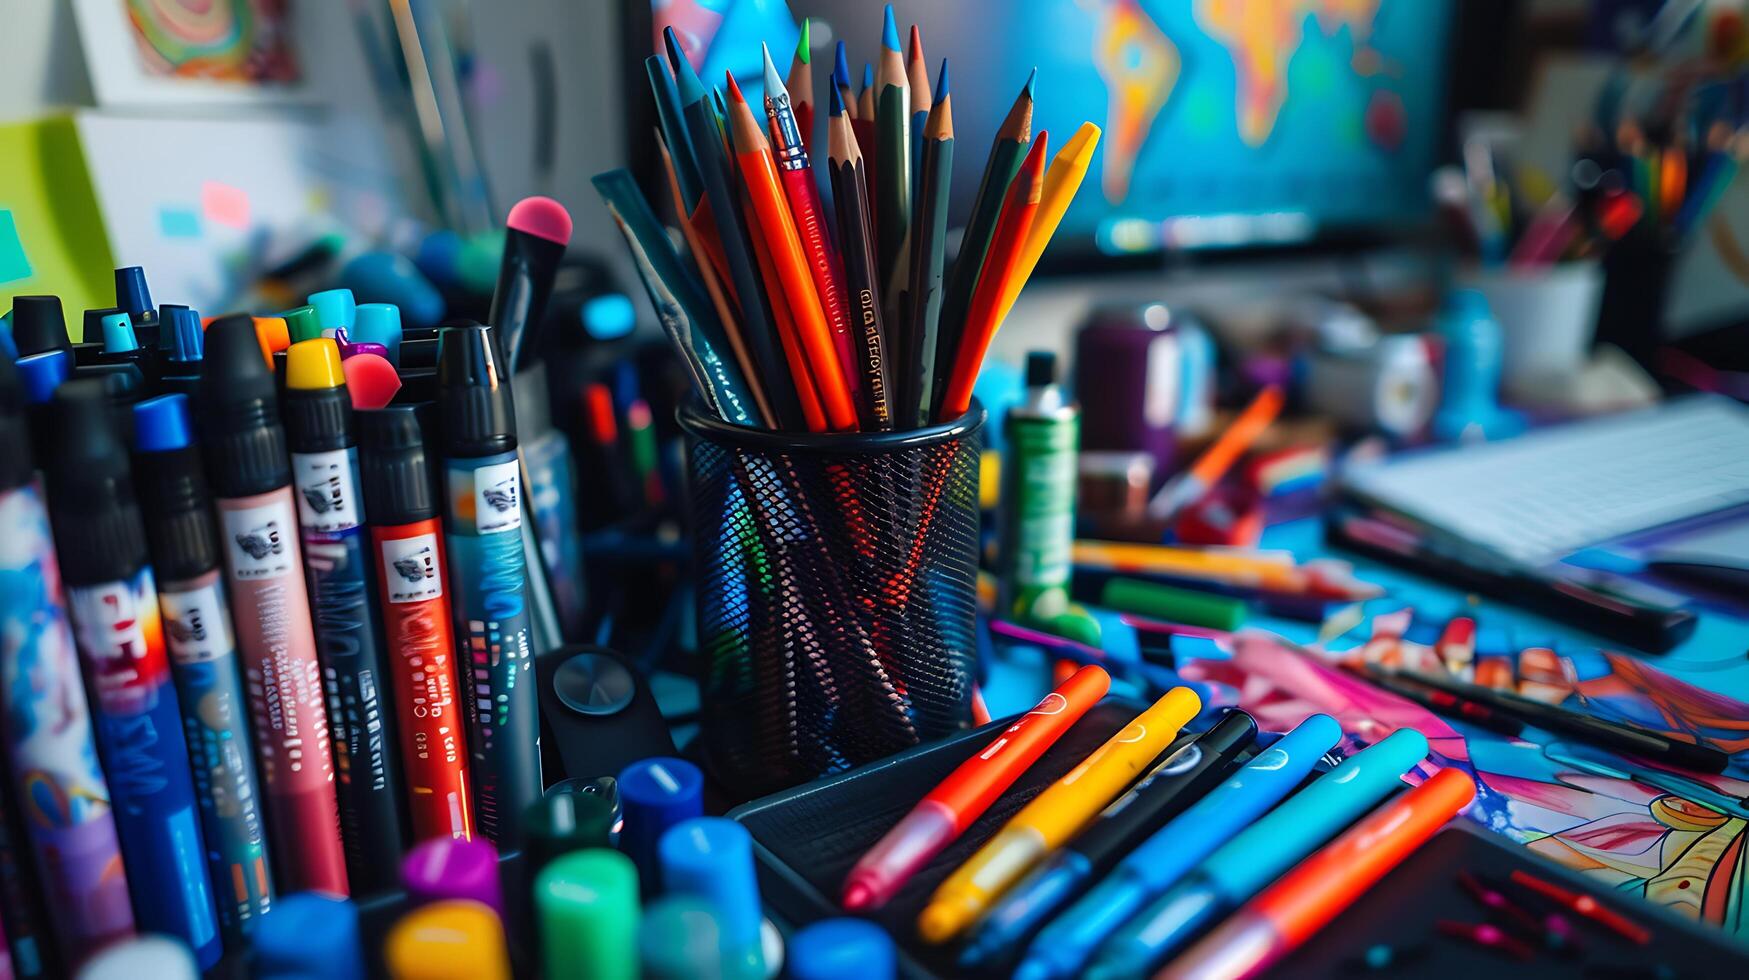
[0,210,32,283]
[158,205,202,239]
[201,180,251,229]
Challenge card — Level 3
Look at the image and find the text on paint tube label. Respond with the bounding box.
[381,534,444,604]
[160,583,235,665]
[472,460,521,534]
[222,502,295,580]
[292,449,361,533]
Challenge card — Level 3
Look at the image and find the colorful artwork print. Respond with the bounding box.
[125,0,300,85]
[1180,635,1749,937]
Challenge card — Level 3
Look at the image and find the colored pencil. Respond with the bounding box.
[938,130,1048,421]
[907,23,932,200]
[833,40,857,121]
[828,82,894,430]
[876,5,912,302]
[1147,385,1285,519]
[858,63,875,124]
[725,73,860,431]
[934,70,1034,409]
[992,121,1100,328]
[788,18,814,157]
[901,59,954,429]
[645,56,702,215]
[762,43,863,419]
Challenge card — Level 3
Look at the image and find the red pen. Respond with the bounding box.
[841,665,1110,910]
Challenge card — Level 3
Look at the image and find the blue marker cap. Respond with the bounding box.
[414,229,465,288]
[340,252,444,329]
[133,393,195,454]
[352,303,403,366]
[308,288,357,333]
[617,757,704,886]
[581,293,635,341]
[253,892,364,980]
[164,306,204,363]
[0,312,16,361]
[100,312,138,354]
[155,304,189,349]
[658,817,764,971]
[789,919,896,980]
[15,350,69,405]
[114,266,153,319]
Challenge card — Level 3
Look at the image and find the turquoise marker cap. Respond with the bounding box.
[100,312,138,354]
[352,303,404,366]
[658,818,764,975]
[308,288,357,333]
[789,919,896,980]
[639,896,752,980]
[252,892,365,980]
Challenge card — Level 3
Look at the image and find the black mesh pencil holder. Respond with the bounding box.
[680,400,986,798]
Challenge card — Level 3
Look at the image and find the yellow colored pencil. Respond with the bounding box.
[992,121,1101,327]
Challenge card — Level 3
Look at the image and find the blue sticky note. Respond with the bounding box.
[158,205,202,239]
[0,211,32,283]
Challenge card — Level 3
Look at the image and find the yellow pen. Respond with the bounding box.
[1071,539,1308,592]
[916,685,1201,943]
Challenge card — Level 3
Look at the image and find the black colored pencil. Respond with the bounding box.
[902,59,953,429]
[828,83,893,431]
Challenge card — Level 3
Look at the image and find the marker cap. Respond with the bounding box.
[83,306,125,344]
[15,349,70,405]
[358,403,438,525]
[789,918,897,980]
[581,293,635,340]
[164,306,204,363]
[253,316,291,365]
[155,304,189,349]
[659,818,765,970]
[523,787,616,877]
[133,394,220,581]
[352,303,403,364]
[10,295,70,356]
[100,312,138,354]
[401,837,504,918]
[284,338,352,454]
[436,323,518,456]
[282,305,323,344]
[535,849,640,976]
[253,893,364,980]
[617,757,704,885]
[44,380,145,584]
[114,266,154,320]
[638,897,741,980]
[0,337,35,492]
[77,935,198,980]
[308,288,357,334]
[199,314,289,497]
[384,899,509,980]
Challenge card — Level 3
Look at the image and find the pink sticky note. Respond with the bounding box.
[201,181,251,229]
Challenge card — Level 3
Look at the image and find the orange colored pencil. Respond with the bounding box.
[1146,383,1285,519]
[936,131,1049,420]
[725,73,859,431]
[743,183,828,432]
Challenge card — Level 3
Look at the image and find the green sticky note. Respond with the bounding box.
[0,211,31,283]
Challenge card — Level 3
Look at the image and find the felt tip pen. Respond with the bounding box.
[841,665,1110,911]
[437,323,541,846]
[360,405,474,843]
[1167,766,1477,980]
[1085,728,1430,978]
[198,314,349,896]
[43,381,222,968]
[0,356,135,956]
[133,394,276,939]
[1013,713,1342,980]
[489,198,572,371]
[285,338,408,890]
[958,709,1258,972]
[918,686,1202,944]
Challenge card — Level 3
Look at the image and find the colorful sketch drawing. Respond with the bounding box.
[125,0,300,84]
[1180,634,1749,937]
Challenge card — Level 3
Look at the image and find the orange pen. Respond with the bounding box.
[841,664,1110,911]
[725,73,860,431]
[1164,766,1476,980]
[1147,384,1284,520]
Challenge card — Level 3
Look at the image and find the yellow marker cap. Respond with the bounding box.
[286,337,346,391]
[384,900,510,980]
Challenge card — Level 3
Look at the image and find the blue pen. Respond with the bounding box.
[1084,728,1430,978]
[1012,713,1342,980]
[438,323,541,846]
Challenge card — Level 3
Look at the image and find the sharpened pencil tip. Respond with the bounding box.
[666,28,705,104]
[1024,67,1038,99]
[828,79,845,117]
[796,17,810,64]
[909,23,924,61]
[724,71,746,104]
[834,40,851,88]
[761,41,781,91]
[936,58,950,100]
[862,62,874,91]
[882,4,901,51]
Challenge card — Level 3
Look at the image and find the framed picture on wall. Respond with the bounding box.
[70,0,313,107]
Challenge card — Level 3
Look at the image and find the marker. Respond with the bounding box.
[1168,767,1477,980]
[918,686,1202,943]
[285,338,407,890]
[1086,728,1431,977]
[282,305,323,345]
[156,306,205,398]
[659,818,765,977]
[437,323,540,846]
[75,936,198,980]
[535,849,640,980]
[10,295,71,357]
[253,892,364,980]
[1014,713,1342,979]
[308,289,357,337]
[523,788,614,878]
[0,356,135,957]
[789,918,896,980]
[133,394,275,939]
[639,896,746,980]
[958,709,1257,971]
[489,197,572,370]
[842,665,1111,911]
[97,312,152,386]
[385,899,510,980]
[402,837,502,916]
[43,381,221,968]
[198,314,349,895]
[359,405,474,843]
[114,266,156,339]
[352,303,403,367]
[617,757,704,887]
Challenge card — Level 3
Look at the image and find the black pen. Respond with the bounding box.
[1350,663,1526,738]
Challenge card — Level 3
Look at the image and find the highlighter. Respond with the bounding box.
[198,314,350,895]
[359,405,474,843]
[1014,713,1342,980]
[959,708,1257,971]
[918,686,1202,943]
[536,849,640,980]
[437,323,541,846]
[133,394,276,940]
[0,356,136,957]
[42,381,222,968]
[1167,766,1478,980]
[385,899,510,980]
[842,665,1111,911]
[1086,727,1431,977]
[285,338,408,890]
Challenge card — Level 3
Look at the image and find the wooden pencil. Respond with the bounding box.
[906,23,932,201]
[875,5,912,299]
[938,131,1048,421]
[901,59,953,429]
[725,73,860,431]
[834,39,857,121]
[788,18,814,158]
[646,55,703,214]
[991,121,1100,328]
[828,83,894,430]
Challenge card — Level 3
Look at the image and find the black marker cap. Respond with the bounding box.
[199,313,289,497]
[11,295,71,357]
[42,380,146,584]
[133,394,220,581]
[437,322,517,457]
[0,353,34,493]
[359,403,438,526]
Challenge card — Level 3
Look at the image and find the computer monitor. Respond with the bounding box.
[637,1,1458,257]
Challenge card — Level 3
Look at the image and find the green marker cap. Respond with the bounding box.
[523,789,616,877]
[537,849,641,980]
[282,304,323,344]
[1100,576,1247,632]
